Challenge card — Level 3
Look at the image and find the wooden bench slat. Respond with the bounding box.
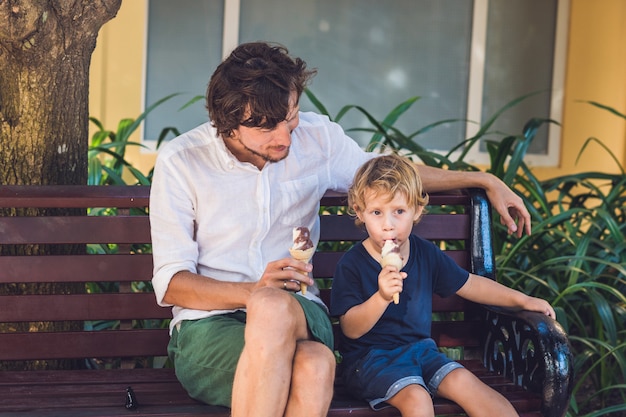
[320,291,470,313]
[319,214,470,241]
[0,216,151,244]
[0,405,226,417]
[0,369,219,416]
[0,330,170,360]
[0,368,178,386]
[312,252,346,278]
[312,250,468,279]
[0,322,478,358]
[0,185,150,208]
[0,366,540,417]
[432,321,482,347]
[319,190,470,208]
[1,386,194,407]
[413,214,471,240]
[0,293,169,322]
[0,254,153,283]
[432,294,471,312]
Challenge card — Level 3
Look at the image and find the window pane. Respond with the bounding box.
[144,0,224,140]
[239,0,473,150]
[481,0,558,154]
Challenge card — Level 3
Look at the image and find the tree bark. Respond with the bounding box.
[0,0,122,370]
[0,0,121,185]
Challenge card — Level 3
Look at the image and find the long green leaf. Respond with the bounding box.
[582,100,626,120]
[303,89,330,118]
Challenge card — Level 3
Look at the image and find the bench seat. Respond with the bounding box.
[0,362,544,417]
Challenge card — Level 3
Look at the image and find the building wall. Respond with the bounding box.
[534,0,626,179]
[89,0,626,179]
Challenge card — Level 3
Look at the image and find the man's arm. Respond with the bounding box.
[162,258,314,311]
[415,165,531,237]
[163,271,254,311]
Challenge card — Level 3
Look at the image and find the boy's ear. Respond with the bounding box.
[413,205,424,222]
[353,205,363,221]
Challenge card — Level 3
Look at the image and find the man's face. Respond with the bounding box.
[228,92,300,168]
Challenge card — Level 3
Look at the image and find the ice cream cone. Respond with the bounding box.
[289,246,315,294]
[381,240,403,304]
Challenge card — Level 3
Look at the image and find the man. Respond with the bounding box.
[150,41,530,417]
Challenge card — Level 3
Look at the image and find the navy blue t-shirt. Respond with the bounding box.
[330,234,469,366]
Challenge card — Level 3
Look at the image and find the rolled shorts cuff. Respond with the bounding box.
[427,361,465,395]
[370,376,426,410]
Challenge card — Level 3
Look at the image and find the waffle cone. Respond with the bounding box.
[381,253,402,304]
[289,246,315,294]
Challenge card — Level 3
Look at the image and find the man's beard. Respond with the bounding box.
[243,143,290,163]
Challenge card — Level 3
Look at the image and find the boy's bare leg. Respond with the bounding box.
[231,287,334,417]
[387,384,434,417]
[436,368,519,417]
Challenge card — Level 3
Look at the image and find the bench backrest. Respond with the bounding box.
[0,185,494,366]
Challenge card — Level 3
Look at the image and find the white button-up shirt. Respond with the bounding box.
[150,112,375,332]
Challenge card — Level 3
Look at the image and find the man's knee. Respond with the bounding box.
[247,288,298,325]
[248,287,289,313]
[245,289,309,345]
[293,341,336,383]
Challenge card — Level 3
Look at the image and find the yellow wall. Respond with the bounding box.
[90,0,626,179]
[90,0,154,175]
[534,0,626,179]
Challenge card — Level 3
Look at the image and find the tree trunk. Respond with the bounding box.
[0,0,121,185]
[0,0,122,370]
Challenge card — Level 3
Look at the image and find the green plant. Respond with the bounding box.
[88,93,186,185]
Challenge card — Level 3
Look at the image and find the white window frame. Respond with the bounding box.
[464,0,569,167]
[222,0,241,59]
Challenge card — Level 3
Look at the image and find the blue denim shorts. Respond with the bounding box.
[342,338,463,410]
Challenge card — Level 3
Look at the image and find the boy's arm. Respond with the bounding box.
[415,165,531,237]
[456,273,555,319]
[339,291,389,339]
[339,266,404,339]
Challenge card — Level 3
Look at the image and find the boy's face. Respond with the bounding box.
[356,188,423,254]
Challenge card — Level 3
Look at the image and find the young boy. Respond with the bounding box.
[330,154,555,417]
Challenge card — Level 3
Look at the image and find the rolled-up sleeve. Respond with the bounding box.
[150,152,199,307]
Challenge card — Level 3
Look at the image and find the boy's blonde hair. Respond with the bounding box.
[348,154,429,227]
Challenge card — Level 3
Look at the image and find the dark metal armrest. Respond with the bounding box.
[482,307,573,417]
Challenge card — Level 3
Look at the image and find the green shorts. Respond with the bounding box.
[167,294,333,407]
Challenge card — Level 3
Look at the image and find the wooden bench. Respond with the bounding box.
[0,185,573,417]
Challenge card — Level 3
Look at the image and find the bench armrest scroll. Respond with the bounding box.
[483,308,573,417]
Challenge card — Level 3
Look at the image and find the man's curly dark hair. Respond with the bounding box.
[206,42,317,139]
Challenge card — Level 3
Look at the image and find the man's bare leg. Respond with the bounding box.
[284,340,335,417]
[231,288,333,417]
